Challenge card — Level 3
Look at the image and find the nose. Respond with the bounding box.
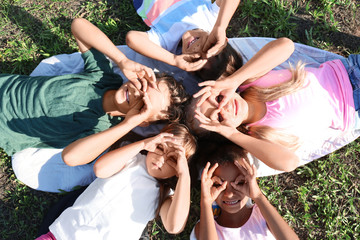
[223,185,234,198]
[156,156,165,167]
[191,42,201,53]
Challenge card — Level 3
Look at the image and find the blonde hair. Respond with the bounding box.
[240,62,307,151]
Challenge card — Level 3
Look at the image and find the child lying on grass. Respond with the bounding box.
[191,141,298,239]
[36,123,197,239]
[127,0,243,81]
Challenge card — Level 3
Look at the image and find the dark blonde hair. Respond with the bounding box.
[195,43,243,81]
[156,74,190,123]
[239,62,307,151]
[156,123,197,216]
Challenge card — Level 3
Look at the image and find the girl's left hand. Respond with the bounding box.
[166,145,189,177]
[230,158,262,200]
[200,162,227,206]
[117,57,157,92]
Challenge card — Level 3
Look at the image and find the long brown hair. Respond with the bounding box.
[195,43,243,81]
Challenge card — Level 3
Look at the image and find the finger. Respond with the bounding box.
[198,80,216,88]
[201,162,211,181]
[166,158,177,169]
[186,59,208,71]
[207,163,218,178]
[213,181,227,197]
[234,159,248,176]
[205,43,221,58]
[209,108,221,121]
[202,37,214,54]
[240,158,253,174]
[131,79,143,91]
[197,91,213,107]
[193,85,212,99]
[139,77,148,92]
[144,69,157,89]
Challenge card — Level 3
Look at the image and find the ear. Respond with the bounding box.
[139,121,150,127]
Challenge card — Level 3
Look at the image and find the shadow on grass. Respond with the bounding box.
[1,5,74,74]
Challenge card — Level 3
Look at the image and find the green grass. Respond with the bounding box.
[0,0,359,239]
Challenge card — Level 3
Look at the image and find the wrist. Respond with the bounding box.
[252,192,266,203]
[200,196,214,208]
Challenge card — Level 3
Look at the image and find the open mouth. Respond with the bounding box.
[126,89,130,104]
[188,37,199,49]
[152,162,161,170]
[234,99,238,116]
[223,200,240,205]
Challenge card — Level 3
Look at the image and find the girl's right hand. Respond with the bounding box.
[124,92,153,125]
[173,53,208,72]
[117,57,156,92]
[201,162,227,206]
[193,78,238,109]
[143,133,182,152]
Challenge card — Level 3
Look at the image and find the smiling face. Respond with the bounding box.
[114,80,171,121]
[145,141,182,179]
[181,29,209,54]
[197,93,249,128]
[213,162,249,214]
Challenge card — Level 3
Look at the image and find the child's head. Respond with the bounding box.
[207,141,250,213]
[181,29,243,81]
[185,91,246,137]
[145,123,197,179]
[114,74,189,123]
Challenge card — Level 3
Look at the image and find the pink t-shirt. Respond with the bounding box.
[190,204,276,240]
[239,60,355,142]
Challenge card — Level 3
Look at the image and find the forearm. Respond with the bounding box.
[161,172,191,234]
[93,140,145,178]
[215,0,241,30]
[224,130,299,172]
[254,194,299,240]
[126,31,177,66]
[198,199,219,240]
[62,119,139,166]
[71,18,127,63]
[226,37,295,87]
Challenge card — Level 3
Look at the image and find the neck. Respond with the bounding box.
[102,90,125,117]
[216,205,252,228]
[243,96,266,124]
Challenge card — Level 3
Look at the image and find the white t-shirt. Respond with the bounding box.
[49,154,160,240]
[190,204,276,240]
[143,0,220,54]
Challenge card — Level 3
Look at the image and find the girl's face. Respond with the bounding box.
[197,93,249,128]
[146,142,181,179]
[181,29,209,54]
[213,162,249,214]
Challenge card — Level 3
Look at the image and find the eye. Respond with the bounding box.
[217,112,224,122]
[237,180,245,185]
[216,95,224,103]
[213,183,221,188]
[156,144,165,154]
